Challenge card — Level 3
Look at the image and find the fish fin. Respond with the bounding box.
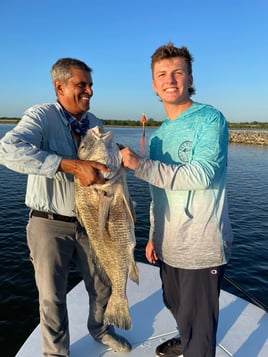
[98,190,114,236]
[120,174,136,225]
[122,193,136,227]
[104,295,132,330]
[129,260,139,285]
[128,197,136,223]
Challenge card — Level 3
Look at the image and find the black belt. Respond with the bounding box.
[31,210,77,222]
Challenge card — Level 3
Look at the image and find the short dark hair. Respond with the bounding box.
[50,58,92,83]
[151,42,195,96]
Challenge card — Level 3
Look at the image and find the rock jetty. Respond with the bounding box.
[229,131,268,145]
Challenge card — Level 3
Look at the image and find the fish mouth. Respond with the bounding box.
[101,166,122,182]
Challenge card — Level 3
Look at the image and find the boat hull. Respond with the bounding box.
[16,262,268,356]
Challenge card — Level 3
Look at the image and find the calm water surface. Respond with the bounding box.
[0,125,267,356]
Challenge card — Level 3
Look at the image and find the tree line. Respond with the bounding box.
[0,117,268,130]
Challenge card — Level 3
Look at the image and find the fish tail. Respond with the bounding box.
[104,295,132,330]
[129,260,139,285]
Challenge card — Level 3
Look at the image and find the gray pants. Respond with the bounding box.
[27,214,111,356]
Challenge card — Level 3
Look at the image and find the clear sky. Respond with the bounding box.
[1,0,267,122]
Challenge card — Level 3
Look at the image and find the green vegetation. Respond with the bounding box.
[227,121,268,130]
[102,118,161,127]
[1,117,268,130]
[0,117,163,127]
[0,117,20,124]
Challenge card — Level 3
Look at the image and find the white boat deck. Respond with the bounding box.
[16,262,268,356]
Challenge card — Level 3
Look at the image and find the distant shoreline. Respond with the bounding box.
[0,120,19,124]
[1,120,268,145]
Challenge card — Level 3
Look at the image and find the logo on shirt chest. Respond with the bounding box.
[178,141,192,162]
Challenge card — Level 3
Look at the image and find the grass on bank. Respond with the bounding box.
[0,117,268,130]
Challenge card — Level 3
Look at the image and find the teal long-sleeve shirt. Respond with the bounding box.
[0,102,102,217]
[135,102,233,269]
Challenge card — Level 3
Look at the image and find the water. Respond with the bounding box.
[0,125,267,356]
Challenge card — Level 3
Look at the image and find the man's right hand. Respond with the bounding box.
[146,241,158,264]
[59,159,110,186]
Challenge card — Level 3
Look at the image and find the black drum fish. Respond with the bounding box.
[74,126,139,330]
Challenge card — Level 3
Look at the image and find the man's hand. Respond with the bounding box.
[74,160,110,186]
[120,147,141,170]
[59,159,110,186]
[145,241,158,264]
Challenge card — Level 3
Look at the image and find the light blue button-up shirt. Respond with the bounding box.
[0,102,102,216]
